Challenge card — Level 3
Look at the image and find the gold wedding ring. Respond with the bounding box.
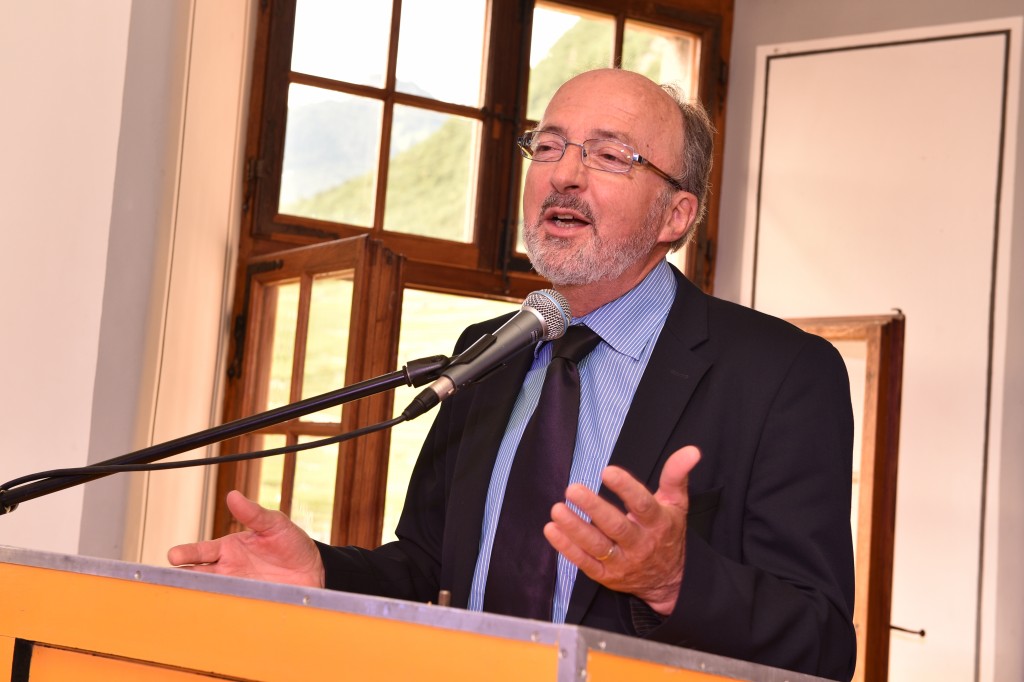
[596,544,617,562]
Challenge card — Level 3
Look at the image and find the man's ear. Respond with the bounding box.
[658,191,699,244]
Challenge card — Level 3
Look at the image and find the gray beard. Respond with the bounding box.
[524,192,669,287]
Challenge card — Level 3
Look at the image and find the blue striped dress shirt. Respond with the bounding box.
[468,259,677,622]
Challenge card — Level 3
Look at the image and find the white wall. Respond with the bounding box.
[125,0,255,567]
[80,0,192,561]
[718,2,1024,680]
[0,0,251,568]
[0,1,134,552]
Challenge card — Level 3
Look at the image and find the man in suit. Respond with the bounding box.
[169,68,856,681]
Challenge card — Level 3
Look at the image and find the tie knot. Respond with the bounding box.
[551,325,601,363]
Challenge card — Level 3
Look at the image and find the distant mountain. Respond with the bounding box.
[526,18,616,120]
[280,78,439,206]
[285,116,473,240]
[281,21,660,235]
[280,98,384,206]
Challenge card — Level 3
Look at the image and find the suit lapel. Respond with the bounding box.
[565,270,712,625]
[604,272,711,484]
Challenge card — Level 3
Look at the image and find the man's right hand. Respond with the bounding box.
[167,490,325,589]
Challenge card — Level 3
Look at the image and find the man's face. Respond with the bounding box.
[522,70,685,289]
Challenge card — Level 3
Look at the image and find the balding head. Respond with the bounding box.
[543,69,686,175]
[544,69,713,250]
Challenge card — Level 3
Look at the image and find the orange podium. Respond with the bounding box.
[0,546,827,681]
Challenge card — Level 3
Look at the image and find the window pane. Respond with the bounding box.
[255,433,287,511]
[280,85,382,227]
[300,272,355,423]
[382,290,520,542]
[291,0,392,88]
[622,20,701,100]
[292,435,339,543]
[261,281,300,412]
[527,3,614,121]
[384,106,480,242]
[396,0,487,107]
[515,156,528,254]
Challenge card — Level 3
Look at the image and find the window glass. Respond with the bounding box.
[291,0,392,88]
[292,435,340,543]
[382,289,520,541]
[526,3,614,122]
[515,156,528,254]
[384,107,480,242]
[280,85,383,226]
[255,434,287,510]
[622,20,701,100]
[262,281,299,412]
[396,0,488,107]
[300,272,354,422]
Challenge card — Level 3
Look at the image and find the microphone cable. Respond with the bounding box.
[0,415,407,494]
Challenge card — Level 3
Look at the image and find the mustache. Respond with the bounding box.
[539,194,596,224]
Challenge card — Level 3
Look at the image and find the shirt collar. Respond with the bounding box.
[564,259,677,361]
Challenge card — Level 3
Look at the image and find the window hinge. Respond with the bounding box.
[242,157,267,214]
[703,233,715,264]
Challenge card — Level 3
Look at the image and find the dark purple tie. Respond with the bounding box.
[484,324,602,620]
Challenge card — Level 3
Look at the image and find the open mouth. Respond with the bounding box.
[538,195,596,233]
[551,212,590,228]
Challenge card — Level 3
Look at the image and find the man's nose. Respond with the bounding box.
[549,142,589,192]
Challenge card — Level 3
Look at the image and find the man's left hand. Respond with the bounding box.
[543,445,701,616]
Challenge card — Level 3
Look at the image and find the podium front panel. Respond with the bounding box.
[0,546,827,681]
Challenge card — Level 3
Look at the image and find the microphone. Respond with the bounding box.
[401,289,571,420]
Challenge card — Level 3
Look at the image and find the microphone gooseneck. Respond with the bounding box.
[400,289,572,420]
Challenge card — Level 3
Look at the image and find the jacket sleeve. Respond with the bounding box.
[315,319,501,604]
[646,335,858,682]
[315,397,451,603]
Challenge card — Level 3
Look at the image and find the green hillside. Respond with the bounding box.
[282,20,660,238]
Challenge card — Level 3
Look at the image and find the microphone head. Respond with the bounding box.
[523,289,572,341]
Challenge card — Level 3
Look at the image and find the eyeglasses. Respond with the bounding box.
[516,130,684,192]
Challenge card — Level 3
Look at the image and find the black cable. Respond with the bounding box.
[0,415,407,492]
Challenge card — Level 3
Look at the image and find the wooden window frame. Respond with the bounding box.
[241,0,732,295]
[215,236,404,547]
